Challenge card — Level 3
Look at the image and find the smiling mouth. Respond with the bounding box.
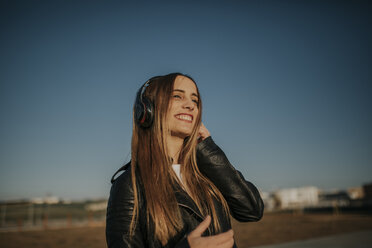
[175,114,193,122]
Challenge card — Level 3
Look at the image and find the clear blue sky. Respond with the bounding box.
[1,0,371,201]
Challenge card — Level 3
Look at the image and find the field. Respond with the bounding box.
[1,213,372,247]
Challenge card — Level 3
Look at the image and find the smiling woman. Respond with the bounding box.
[105,73,264,248]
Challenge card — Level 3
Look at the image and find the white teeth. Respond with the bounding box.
[176,115,192,121]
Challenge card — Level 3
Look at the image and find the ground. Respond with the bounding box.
[1,213,372,247]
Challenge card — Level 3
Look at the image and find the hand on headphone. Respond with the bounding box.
[198,123,211,142]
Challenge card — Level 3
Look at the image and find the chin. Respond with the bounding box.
[171,129,193,139]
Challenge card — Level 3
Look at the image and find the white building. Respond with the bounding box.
[260,191,276,211]
[31,196,59,204]
[275,186,319,209]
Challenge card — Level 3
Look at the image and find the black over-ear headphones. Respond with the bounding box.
[134,79,154,128]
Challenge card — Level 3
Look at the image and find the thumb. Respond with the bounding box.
[189,215,211,238]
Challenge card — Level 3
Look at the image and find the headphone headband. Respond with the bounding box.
[139,80,150,101]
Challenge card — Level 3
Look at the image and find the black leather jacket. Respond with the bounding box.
[106,137,264,248]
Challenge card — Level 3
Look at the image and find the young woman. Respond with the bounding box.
[106,73,264,248]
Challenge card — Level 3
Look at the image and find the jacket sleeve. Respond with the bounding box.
[196,136,264,222]
[106,168,145,248]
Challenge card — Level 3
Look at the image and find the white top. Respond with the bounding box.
[172,164,183,183]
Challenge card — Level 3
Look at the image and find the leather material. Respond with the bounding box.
[196,137,264,222]
[106,136,264,247]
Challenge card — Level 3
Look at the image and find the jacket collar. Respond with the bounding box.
[173,183,204,221]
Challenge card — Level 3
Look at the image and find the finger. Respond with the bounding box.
[198,123,210,140]
[199,122,205,131]
[200,123,207,132]
[219,238,235,248]
[198,125,203,135]
[218,231,234,247]
[189,215,211,237]
[203,229,234,245]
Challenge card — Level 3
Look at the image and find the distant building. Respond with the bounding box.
[260,191,276,212]
[363,183,372,206]
[347,187,364,200]
[85,201,108,211]
[31,196,59,204]
[274,186,319,209]
[318,190,350,207]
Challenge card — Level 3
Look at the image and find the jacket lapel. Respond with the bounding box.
[173,184,204,221]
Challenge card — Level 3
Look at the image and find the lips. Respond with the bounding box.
[175,113,193,123]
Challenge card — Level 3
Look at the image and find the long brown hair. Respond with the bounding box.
[130,73,230,245]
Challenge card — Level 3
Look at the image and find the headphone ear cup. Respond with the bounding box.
[140,96,154,128]
[134,91,154,128]
[134,101,144,125]
[134,79,155,128]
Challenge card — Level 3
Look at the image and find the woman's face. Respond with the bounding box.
[166,76,199,139]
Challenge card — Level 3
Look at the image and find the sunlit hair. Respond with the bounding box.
[130,73,230,245]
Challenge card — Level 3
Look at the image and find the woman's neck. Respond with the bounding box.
[166,135,184,164]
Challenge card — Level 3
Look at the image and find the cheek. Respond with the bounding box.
[166,104,175,119]
[168,101,179,114]
[194,110,200,122]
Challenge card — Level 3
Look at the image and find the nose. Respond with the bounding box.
[182,98,195,111]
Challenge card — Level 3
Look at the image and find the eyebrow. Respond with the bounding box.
[173,89,199,98]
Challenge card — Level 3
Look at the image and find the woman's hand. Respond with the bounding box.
[187,216,234,248]
[198,123,211,142]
